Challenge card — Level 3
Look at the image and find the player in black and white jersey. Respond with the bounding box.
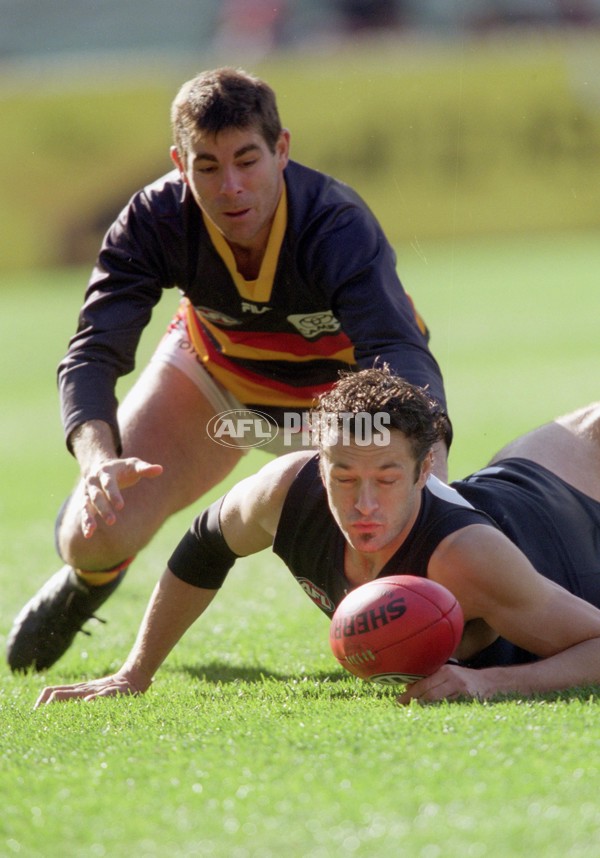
[35,368,600,706]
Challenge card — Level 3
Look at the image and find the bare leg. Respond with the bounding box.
[489,403,600,502]
[57,360,243,570]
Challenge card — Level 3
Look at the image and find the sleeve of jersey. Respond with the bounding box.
[58,183,179,453]
[167,497,240,589]
[310,205,449,417]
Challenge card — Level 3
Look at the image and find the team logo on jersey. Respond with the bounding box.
[297,578,336,613]
[287,311,341,338]
[195,305,241,327]
[241,301,271,315]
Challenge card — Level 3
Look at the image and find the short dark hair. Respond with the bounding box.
[312,366,445,477]
[171,67,283,157]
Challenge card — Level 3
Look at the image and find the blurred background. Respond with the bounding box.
[1,0,600,272]
[1,0,599,483]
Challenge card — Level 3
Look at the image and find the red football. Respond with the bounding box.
[329,575,464,685]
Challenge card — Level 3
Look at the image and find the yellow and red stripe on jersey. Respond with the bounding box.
[185,301,355,407]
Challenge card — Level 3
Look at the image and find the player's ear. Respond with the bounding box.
[416,450,434,487]
[275,129,290,169]
[170,146,188,182]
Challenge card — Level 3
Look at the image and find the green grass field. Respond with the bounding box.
[1,230,599,857]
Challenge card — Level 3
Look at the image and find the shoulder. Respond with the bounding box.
[285,161,378,228]
[129,169,187,217]
[101,170,197,276]
[254,449,317,514]
[222,451,317,541]
[107,170,187,234]
[428,520,536,622]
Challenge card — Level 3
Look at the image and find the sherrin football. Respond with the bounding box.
[329,575,464,685]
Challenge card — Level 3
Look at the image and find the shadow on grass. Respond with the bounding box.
[165,661,400,701]
[85,660,600,705]
[174,661,350,685]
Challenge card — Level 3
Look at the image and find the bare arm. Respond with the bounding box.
[35,570,216,707]
[398,526,600,702]
[35,451,313,707]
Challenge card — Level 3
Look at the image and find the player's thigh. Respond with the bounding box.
[59,361,243,565]
[490,403,600,501]
[117,359,244,512]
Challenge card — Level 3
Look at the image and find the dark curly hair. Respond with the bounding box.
[312,366,446,477]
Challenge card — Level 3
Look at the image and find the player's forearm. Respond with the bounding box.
[483,637,600,697]
[120,568,218,691]
[70,419,120,471]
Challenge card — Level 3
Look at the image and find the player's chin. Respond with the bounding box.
[347,528,386,551]
[347,537,381,554]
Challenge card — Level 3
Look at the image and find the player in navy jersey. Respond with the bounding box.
[8,68,450,673]
[35,368,600,706]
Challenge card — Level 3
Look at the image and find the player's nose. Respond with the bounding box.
[354,483,378,515]
[220,167,243,196]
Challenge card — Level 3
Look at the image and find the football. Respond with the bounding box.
[329,575,464,685]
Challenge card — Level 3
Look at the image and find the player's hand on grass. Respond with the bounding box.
[34,671,148,708]
[396,664,493,704]
[81,457,163,538]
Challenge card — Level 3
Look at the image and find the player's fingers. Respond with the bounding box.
[84,469,124,524]
[396,672,451,705]
[97,469,125,511]
[397,668,479,705]
[395,680,426,705]
[34,684,87,708]
[133,459,163,478]
[116,459,163,491]
[35,678,130,708]
[34,687,55,708]
[81,494,99,538]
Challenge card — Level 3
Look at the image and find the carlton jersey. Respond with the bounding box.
[273,455,600,668]
[58,160,446,447]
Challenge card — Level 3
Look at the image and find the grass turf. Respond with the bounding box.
[0,230,599,857]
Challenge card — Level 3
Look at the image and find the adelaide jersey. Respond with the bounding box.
[58,160,447,448]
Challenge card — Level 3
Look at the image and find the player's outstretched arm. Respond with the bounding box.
[35,571,217,707]
[396,635,600,704]
[398,526,600,703]
[35,450,313,707]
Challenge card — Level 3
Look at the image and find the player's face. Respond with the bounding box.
[320,430,431,561]
[171,126,290,253]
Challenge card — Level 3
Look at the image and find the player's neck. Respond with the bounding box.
[344,544,398,587]
[229,243,265,280]
[227,217,273,280]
